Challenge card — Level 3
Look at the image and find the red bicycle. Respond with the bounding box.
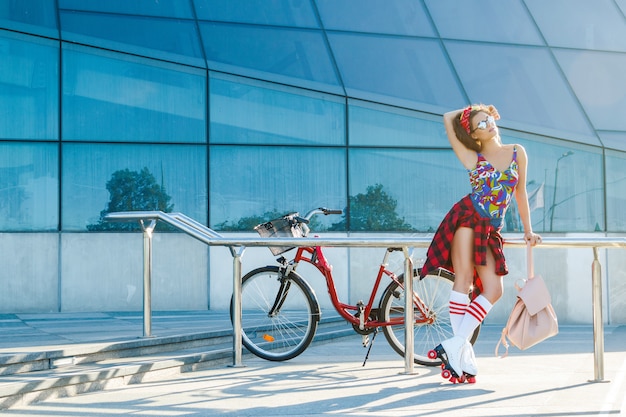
[231,208,479,366]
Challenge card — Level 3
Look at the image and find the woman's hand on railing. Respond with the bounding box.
[524,231,542,246]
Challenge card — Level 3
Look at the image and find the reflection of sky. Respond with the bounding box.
[0,172,58,230]
[73,69,203,119]
[60,11,204,66]
[3,2,625,147]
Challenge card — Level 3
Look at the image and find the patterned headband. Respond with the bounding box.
[459,105,480,134]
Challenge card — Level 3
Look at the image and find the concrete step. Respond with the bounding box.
[0,316,354,410]
[0,329,233,377]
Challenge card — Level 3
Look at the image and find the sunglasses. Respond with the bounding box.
[472,115,495,132]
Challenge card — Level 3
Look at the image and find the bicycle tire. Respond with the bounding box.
[230,266,320,361]
[379,272,480,367]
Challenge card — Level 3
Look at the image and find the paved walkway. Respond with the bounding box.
[1,311,625,416]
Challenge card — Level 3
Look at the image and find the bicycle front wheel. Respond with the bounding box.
[231,266,320,361]
[379,272,480,366]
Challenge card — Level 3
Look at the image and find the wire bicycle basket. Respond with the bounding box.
[254,213,304,256]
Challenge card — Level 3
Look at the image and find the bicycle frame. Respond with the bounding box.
[287,245,433,329]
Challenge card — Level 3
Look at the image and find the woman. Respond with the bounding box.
[420,104,541,383]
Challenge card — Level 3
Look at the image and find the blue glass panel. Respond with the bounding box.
[501,133,603,233]
[599,132,626,152]
[62,144,207,231]
[349,149,465,232]
[606,149,626,231]
[316,0,435,36]
[210,146,346,230]
[194,0,318,27]
[0,0,58,38]
[349,100,446,147]
[426,0,543,45]
[210,73,344,145]
[60,11,204,67]
[0,31,59,140]
[0,142,58,231]
[59,0,193,18]
[525,0,626,52]
[62,45,206,143]
[445,41,598,145]
[328,33,464,111]
[199,23,341,94]
[555,49,626,132]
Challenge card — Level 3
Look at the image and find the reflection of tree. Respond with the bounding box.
[215,184,413,233]
[215,210,285,232]
[88,167,173,231]
[330,184,413,232]
[215,209,324,232]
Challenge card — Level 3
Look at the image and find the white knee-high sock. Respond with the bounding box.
[457,295,493,340]
[449,290,469,335]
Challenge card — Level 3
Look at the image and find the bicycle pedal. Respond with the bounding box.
[361,334,370,347]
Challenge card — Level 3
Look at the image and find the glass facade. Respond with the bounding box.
[62,143,207,230]
[62,44,206,142]
[210,73,345,146]
[0,31,59,140]
[0,0,624,236]
[0,142,58,231]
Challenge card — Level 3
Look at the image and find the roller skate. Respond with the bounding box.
[428,336,465,384]
[428,337,478,384]
[460,341,477,383]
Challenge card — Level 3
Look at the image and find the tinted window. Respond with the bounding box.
[0,32,59,140]
[199,22,341,93]
[62,144,207,230]
[210,73,345,145]
[62,45,206,143]
[210,145,346,230]
[0,142,58,231]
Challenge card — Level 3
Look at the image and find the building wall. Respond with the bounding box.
[1,2,625,324]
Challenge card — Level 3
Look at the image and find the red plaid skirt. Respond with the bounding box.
[419,195,508,290]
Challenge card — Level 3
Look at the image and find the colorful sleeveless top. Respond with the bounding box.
[468,147,519,228]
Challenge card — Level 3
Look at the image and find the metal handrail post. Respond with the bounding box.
[591,247,605,382]
[402,247,415,374]
[140,219,157,338]
[230,246,246,367]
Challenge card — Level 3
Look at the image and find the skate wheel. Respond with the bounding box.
[449,376,458,384]
[457,375,466,383]
[466,376,476,384]
[427,349,437,360]
[441,363,445,370]
[441,369,451,379]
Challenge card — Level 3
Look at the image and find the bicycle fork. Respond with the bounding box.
[267,260,301,317]
[268,278,291,317]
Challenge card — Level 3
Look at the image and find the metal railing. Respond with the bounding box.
[105,210,626,382]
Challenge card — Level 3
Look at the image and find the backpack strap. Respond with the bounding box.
[495,327,510,358]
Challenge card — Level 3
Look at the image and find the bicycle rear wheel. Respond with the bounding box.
[230,266,320,361]
[379,271,480,366]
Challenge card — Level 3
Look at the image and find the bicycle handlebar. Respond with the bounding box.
[303,207,343,221]
[298,207,343,236]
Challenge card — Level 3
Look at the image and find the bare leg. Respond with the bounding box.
[450,225,503,303]
[455,248,501,342]
[450,227,474,294]
[449,228,503,380]
[475,248,503,304]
